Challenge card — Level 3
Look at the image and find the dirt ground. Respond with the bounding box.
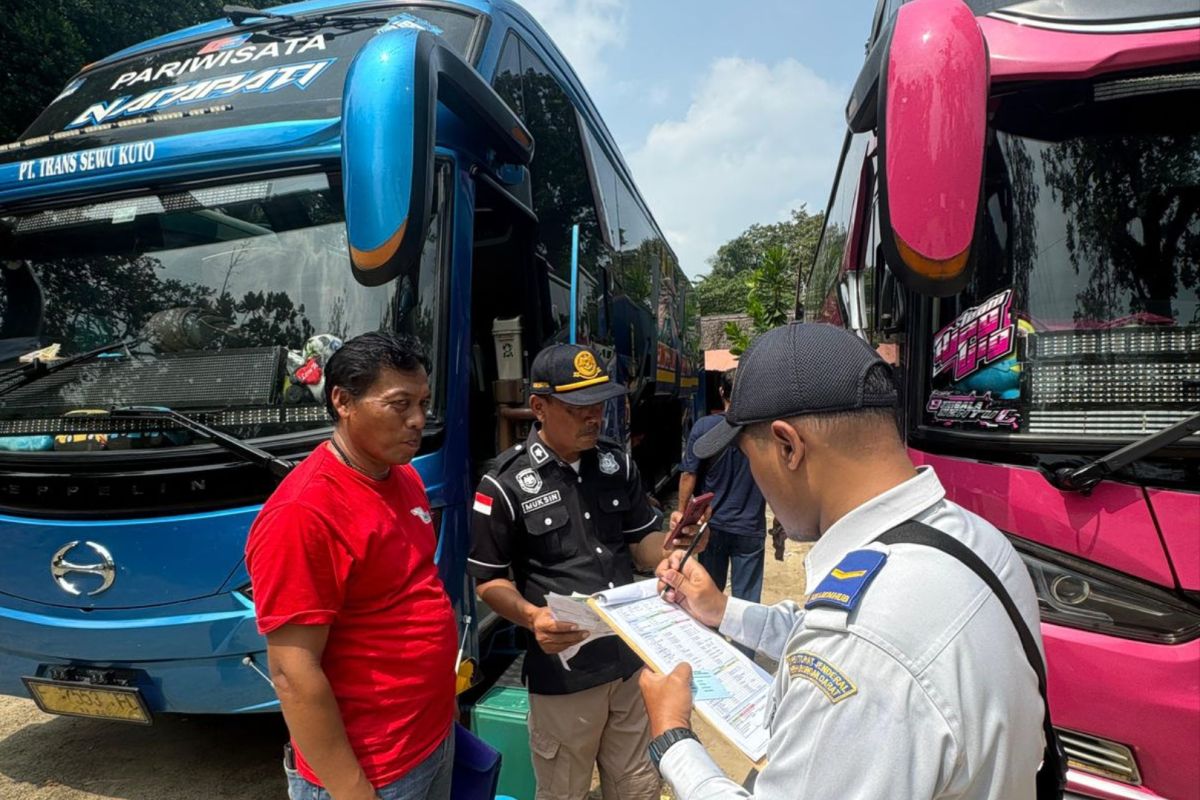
[0,538,812,800]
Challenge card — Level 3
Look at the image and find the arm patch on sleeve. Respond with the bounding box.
[787,651,858,704]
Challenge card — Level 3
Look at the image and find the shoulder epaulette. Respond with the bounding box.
[489,444,527,475]
[597,435,623,450]
[805,549,888,612]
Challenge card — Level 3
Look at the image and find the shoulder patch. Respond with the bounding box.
[805,549,887,612]
[786,651,857,704]
[598,450,620,475]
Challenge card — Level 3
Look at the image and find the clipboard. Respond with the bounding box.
[586,590,770,768]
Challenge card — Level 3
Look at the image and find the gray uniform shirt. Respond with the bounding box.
[659,466,1046,799]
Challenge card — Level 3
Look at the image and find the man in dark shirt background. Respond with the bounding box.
[678,368,767,603]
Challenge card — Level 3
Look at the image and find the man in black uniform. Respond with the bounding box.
[469,343,689,800]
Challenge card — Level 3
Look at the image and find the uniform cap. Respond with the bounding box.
[529,344,627,406]
[693,323,897,459]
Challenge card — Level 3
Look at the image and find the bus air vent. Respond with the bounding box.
[1026,327,1200,438]
[1057,728,1142,785]
[1095,71,1200,102]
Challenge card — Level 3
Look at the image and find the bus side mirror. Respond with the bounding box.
[876,0,988,297]
[341,30,534,286]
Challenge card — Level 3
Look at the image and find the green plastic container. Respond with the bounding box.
[471,686,536,800]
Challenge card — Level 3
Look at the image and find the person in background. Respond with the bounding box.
[468,343,700,800]
[641,323,1048,799]
[246,332,457,800]
[678,367,767,604]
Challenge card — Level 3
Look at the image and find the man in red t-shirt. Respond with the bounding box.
[246,332,457,800]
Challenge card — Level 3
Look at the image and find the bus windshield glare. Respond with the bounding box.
[924,85,1200,441]
[0,172,444,444]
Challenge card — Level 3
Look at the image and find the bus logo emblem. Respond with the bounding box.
[50,541,116,596]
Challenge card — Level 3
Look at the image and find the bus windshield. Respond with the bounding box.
[0,171,443,447]
[923,83,1199,441]
[10,6,478,156]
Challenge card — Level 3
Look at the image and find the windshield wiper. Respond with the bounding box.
[111,405,294,480]
[222,4,387,31]
[0,338,141,399]
[1051,408,1200,493]
[223,4,297,26]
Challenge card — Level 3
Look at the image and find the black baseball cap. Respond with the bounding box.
[529,344,628,406]
[693,323,898,459]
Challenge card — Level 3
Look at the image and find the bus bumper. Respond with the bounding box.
[1045,623,1199,800]
[0,591,277,715]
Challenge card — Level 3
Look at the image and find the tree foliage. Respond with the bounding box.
[723,245,793,356]
[0,0,272,142]
[1040,134,1199,323]
[694,206,824,315]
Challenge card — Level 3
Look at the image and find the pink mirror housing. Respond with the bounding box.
[877,0,989,297]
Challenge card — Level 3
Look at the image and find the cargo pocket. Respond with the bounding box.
[529,726,572,799]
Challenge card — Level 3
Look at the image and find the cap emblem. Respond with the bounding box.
[573,351,601,379]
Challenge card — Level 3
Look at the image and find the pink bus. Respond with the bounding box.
[803,1,1200,797]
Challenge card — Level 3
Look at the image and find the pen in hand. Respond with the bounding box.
[660,519,709,601]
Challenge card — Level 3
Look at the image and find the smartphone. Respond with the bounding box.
[665,492,714,547]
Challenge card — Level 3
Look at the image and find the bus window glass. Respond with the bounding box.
[658,247,678,343]
[516,40,601,284]
[492,33,524,118]
[579,122,621,251]
[922,86,1199,440]
[0,170,448,440]
[807,133,869,322]
[613,180,656,309]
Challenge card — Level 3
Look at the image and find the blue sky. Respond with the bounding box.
[519,0,873,278]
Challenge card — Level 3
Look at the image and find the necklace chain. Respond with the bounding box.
[328,437,389,481]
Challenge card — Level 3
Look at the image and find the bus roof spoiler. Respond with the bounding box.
[341,29,534,287]
[873,0,990,297]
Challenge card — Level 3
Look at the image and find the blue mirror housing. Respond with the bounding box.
[341,29,533,286]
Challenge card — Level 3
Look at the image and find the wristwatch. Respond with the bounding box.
[647,727,698,769]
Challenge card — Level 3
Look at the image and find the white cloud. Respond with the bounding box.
[627,57,846,279]
[516,0,628,87]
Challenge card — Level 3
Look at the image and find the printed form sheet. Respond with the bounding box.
[590,580,772,763]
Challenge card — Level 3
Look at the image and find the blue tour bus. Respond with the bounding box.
[0,0,702,721]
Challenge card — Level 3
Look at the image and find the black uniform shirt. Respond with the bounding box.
[468,428,662,694]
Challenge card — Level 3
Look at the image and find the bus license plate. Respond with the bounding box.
[22,677,152,724]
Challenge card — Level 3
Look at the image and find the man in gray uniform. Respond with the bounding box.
[640,323,1052,799]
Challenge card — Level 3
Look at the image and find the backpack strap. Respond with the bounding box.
[875,520,1066,799]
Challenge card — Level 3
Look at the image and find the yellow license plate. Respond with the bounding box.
[22,677,152,724]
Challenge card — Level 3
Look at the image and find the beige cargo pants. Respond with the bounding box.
[527,675,661,800]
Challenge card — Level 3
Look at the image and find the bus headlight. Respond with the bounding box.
[1011,538,1200,644]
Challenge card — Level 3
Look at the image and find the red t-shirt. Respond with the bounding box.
[245,443,457,788]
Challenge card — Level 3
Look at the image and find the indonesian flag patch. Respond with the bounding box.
[473,492,494,516]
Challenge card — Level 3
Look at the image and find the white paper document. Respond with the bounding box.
[589,579,772,763]
[545,591,615,667]
[546,581,664,667]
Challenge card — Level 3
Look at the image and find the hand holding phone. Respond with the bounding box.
[665,492,714,548]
